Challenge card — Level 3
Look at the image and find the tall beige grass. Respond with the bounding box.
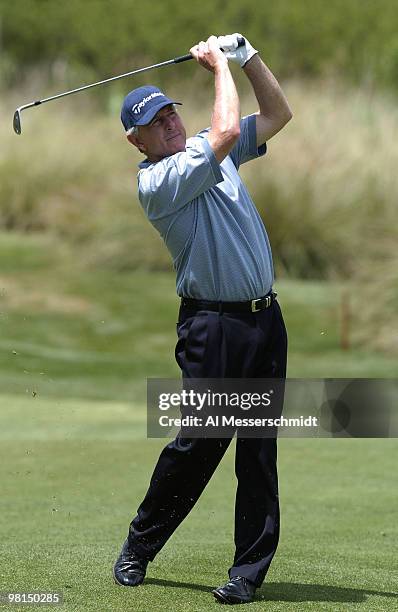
[240,78,398,278]
[1,79,397,351]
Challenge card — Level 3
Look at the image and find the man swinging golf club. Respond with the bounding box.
[114,33,292,605]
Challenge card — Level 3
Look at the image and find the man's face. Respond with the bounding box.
[128,105,186,162]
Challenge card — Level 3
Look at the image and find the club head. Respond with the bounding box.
[13,109,22,135]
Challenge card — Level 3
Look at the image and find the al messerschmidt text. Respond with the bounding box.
[159,415,318,428]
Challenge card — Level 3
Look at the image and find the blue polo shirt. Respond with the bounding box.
[137,114,274,301]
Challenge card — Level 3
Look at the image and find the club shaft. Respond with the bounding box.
[27,36,245,107]
[14,36,245,130]
[36,57,183,106]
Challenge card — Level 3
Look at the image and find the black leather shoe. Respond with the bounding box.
[212,576,257,604]
[113,539,149,587]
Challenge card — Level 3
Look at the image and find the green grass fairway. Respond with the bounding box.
[0,233,397,610]
[0,233,397,406]
[0,396,397,611]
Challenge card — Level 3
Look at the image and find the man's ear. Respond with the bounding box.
[127,132,146,154]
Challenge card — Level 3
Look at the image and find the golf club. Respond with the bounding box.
[13,37,245,135]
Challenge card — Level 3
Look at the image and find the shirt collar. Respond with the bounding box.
[138,158,152,169]
[137,142,191,169]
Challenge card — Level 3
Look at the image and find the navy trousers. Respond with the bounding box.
[128,299,288,587]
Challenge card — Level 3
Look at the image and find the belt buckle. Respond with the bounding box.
[251,298,262,312]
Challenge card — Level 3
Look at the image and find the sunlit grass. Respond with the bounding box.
[0,395,397,611]
[0,233,396,407]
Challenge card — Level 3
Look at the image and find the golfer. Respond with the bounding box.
[114,34,292,605]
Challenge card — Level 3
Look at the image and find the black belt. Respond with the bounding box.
[181,292,277,313]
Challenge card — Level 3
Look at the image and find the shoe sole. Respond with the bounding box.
[212,589,229,604]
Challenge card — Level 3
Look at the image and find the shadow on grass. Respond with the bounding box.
[145,578,212,593]
[145,578,398,604]
[257,582,398,604]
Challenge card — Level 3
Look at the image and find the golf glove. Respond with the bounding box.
[217,33,258,67]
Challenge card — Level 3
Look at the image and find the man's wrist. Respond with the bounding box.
[240,38,258,68]
[214,60,230,75]
[242,53,260,71]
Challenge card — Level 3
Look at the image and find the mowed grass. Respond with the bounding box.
[0,232,396,406]
[0,396,397,611]
[0,233,397,610]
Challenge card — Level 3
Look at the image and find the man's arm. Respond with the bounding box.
[190,36,240,163]
[243,54,293,146]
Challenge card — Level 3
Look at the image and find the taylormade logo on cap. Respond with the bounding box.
[132,92,165,115]
[121,85,182,131]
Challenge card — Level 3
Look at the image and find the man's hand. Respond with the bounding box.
[217,33,258,68]
[190,36,228,73]
[190,36,240,163]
